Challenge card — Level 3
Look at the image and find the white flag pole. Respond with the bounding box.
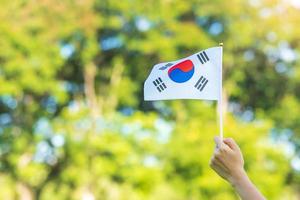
[219,43,223,139]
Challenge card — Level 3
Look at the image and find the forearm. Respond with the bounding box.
[210,137,266,199]
[230,170,266,200]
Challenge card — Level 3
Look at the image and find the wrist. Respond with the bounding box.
[228,169,266,200]
[229,168,249,187]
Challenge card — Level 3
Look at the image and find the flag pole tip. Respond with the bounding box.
[219,43,223,46]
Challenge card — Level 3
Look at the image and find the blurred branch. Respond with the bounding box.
[104,61,124,112]
[84,62,101,119]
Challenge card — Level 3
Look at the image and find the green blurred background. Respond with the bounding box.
[1,0,300,199]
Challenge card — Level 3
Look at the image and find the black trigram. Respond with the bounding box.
[196,51,209,64]
[159,63,173,70]
[153,77,167,92]
[194,76,208,91]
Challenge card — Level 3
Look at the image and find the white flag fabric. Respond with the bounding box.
[144,46,222,101]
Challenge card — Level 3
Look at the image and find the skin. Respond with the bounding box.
[210,136,266,200]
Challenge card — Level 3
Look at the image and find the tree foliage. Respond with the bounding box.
[0,0,300,199]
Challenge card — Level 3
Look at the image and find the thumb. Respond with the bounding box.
[214,136,223,149]
[223,138,239,150]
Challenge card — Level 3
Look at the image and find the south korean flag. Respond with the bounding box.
[144,46,222,101]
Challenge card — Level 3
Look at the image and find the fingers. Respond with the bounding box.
[210,156,228,170]
[223,138,239,150]
[214,136,232,152]
[210,155,222,168]
[214,136,223,148]
[214,136,239,151]
[213,146,232,163]
[210,155,230,176]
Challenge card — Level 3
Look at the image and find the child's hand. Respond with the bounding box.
[210,136,246,185]
[210,136,266,200]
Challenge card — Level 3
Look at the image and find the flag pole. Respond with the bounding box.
[219,42,223,139]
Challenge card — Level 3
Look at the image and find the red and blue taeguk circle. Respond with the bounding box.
[168,60,195,83]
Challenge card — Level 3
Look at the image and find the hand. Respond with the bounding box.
[210,136,266,200]
[210,136,246,185]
